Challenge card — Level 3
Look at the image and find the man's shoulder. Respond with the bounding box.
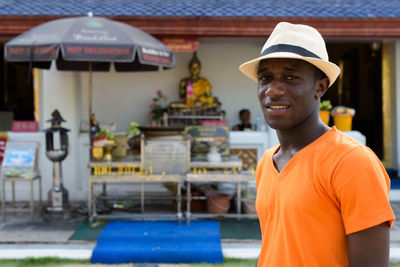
[327,129,360,145]
[318,129,377,164]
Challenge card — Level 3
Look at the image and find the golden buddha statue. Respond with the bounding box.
[179,52,213,106]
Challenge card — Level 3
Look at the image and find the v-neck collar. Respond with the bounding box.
[271,127,336,175]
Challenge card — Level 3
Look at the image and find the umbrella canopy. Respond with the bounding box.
[4,16,175,71]
[4,15,175,142]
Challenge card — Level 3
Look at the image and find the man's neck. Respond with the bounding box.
[276,112,330,155]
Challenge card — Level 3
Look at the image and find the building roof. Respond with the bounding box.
[1,0,400,39]
[0,0,399,18]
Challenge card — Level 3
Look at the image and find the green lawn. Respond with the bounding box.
[0,258,256,267]
[1,258,399,267]
[191,258,257,267]
[0,257,90,267]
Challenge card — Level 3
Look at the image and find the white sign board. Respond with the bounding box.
[143,139,189,175]
[2,141,39,172]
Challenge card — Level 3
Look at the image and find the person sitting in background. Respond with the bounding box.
[232,109,253,131]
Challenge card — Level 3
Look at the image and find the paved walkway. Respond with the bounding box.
[391,201,400,243]
[0,242,261,260]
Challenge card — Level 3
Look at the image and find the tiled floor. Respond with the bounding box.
[1,201,400,244]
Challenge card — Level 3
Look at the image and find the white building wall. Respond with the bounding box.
[14,37,397,202]
[4,71,85,202]
[30,38,276,201]
[41,70,83,201]
[76,38,266,131]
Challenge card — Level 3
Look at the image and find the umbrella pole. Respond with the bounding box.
[89,62,93,157]
[89,62,93,123]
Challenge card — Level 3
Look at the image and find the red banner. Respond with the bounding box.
[12,121,38,132]
[159,37,199,52]
[0,137,7,165]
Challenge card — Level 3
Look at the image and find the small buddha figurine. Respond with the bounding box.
[179,52,213,106]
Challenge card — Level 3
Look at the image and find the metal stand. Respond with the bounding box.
[87,161,183,224]
[1,175,42,222]
[185,161,257,224]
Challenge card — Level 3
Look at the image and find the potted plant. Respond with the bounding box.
[93,127,115,146]
[319,100,332,126]
[93,127,116,161]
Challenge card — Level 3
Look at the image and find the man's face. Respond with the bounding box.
[257,58,321,131]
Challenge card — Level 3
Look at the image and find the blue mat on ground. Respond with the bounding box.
[91,220,223,264]
[391,178,400,189]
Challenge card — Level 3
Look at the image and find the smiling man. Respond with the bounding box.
[239,22,395,267]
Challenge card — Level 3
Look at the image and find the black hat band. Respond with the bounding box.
[261,44,321,59]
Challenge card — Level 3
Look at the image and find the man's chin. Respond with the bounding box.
[265,120,288,131]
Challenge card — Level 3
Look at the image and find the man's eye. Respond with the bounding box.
[259,75,272,82]
[285,75,297,80]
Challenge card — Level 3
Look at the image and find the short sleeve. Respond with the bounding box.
[256,153,266,189]
[331,146,395,234]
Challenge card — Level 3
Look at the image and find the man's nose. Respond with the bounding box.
[265,81,285,99]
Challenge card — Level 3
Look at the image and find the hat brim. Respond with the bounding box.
[239,52,340,88]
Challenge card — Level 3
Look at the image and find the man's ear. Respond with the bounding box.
[315,77,329,99]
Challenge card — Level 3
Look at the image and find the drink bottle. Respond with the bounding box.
[90,113,100,138]
[186,80,194,107]
[256,114,262,131]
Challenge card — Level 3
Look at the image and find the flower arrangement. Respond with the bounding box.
[149,90,168,122]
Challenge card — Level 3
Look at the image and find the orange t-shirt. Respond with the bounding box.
[256,127,395,267]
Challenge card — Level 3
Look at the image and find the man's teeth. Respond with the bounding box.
[269,106,288,109]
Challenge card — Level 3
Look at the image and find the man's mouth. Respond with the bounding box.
[268,105,289,109]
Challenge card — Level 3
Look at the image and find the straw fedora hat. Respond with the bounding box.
[239,22,340,88]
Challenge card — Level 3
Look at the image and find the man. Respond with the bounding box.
[239,22,395,266]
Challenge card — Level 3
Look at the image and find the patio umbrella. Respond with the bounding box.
[4,14,175,132]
